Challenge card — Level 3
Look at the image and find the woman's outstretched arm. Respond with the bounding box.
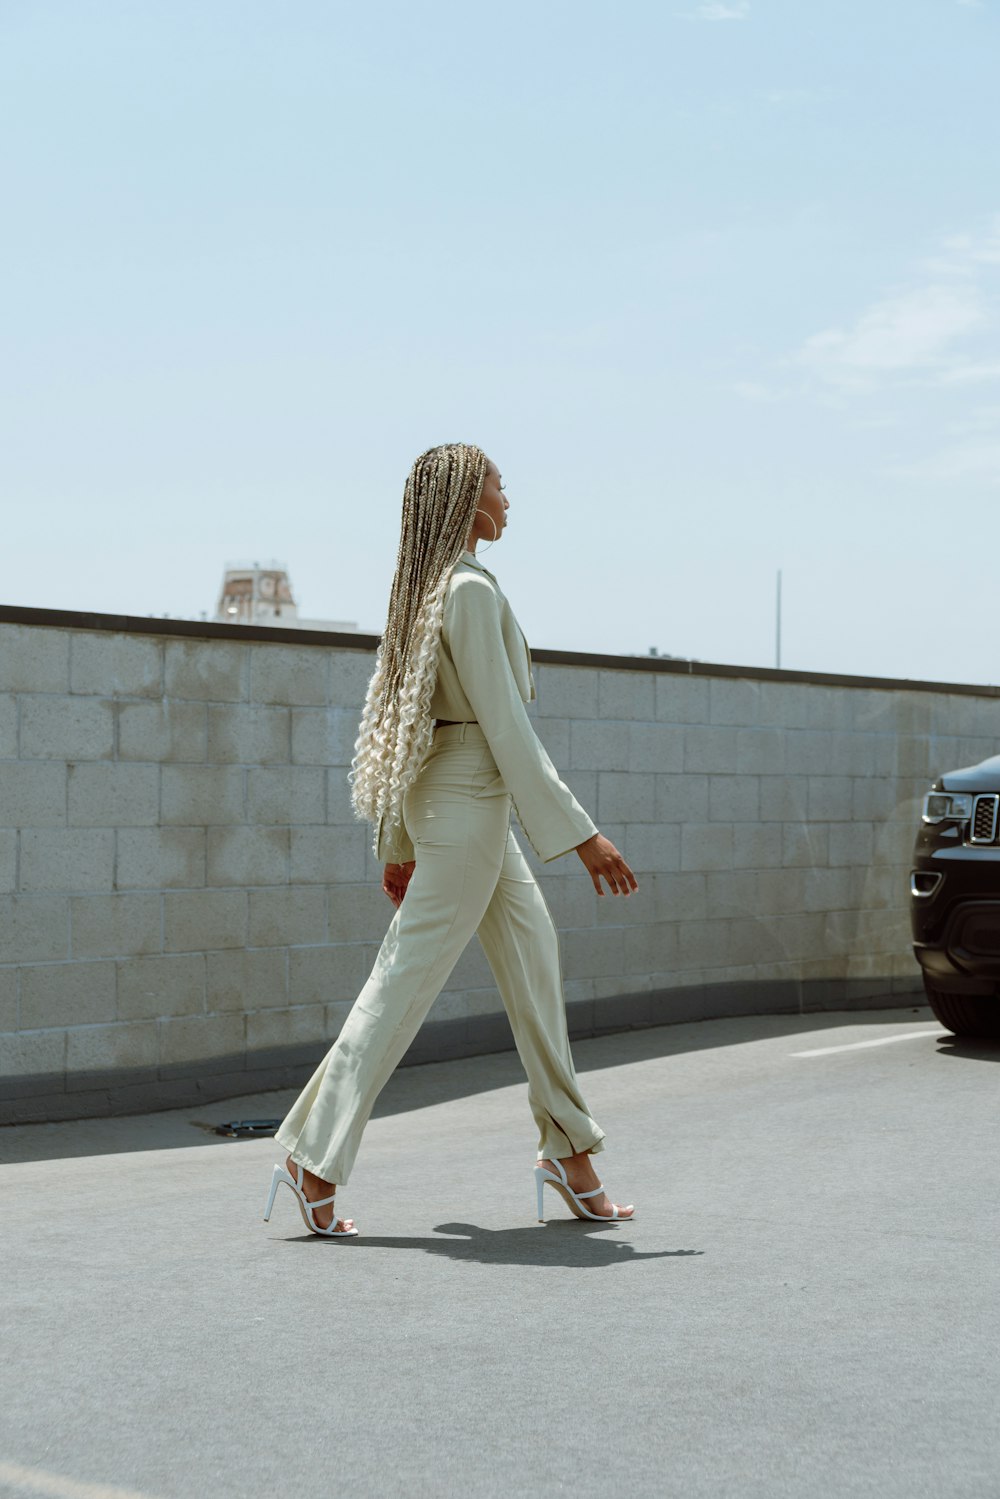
[445,573,600,864]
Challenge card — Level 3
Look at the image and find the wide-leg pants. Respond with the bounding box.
[273,721,605,1184]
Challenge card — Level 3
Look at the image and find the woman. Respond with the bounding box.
[263,442,639,1238]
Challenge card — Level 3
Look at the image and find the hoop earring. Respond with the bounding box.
[474,509,499,552]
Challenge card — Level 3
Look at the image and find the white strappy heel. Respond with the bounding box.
[263,1161,359,1238]
[534,1157,634,1223]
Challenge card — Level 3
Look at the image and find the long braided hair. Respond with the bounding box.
[349,442,490,858]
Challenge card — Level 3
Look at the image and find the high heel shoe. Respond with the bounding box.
[262,1161,359,1238]
[534,1157,634,1223]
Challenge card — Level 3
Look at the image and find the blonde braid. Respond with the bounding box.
[349,442,490,858]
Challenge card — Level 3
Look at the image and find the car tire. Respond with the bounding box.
[924,986,1000,1038]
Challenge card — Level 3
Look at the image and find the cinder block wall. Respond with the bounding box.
[3,608,998,1122]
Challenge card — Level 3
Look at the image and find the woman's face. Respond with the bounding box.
[473,459,508,544]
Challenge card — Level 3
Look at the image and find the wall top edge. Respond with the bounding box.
[0,603,378,653]
[1,600,998,700]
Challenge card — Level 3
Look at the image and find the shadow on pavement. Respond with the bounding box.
[276,1219,701,1268]
[934,1035,1000,1064]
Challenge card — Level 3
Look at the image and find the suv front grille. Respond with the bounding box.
[970,794,999,844]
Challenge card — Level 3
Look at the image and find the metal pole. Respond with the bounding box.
[775,569,782,669]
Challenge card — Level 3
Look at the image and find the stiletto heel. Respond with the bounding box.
[263,1163,283,1222]
[533,1158,634,1223]
[262,1160,359,1238]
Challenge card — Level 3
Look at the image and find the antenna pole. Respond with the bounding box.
[775,569,782,669]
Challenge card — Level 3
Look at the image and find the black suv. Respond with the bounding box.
[911,754,1000,1037]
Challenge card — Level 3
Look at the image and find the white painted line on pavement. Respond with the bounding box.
[0,1461,160,1499]
[790,1030,949,1057]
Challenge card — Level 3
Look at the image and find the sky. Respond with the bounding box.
[2,0,999,685]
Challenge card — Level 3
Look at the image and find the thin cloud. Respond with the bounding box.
[946,405,1000,435]
[888,441,1000,485]
[789,220,1000,392]
[938,360,1000,385]
[731,217,1000,419]
[798,284,985,383]
[922,215,1000,277]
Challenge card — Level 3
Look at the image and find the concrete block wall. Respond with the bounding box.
[0,620,384,1120]
[2,606,999,1123]
[526,667,1000,1008]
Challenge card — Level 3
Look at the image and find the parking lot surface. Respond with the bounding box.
[2,1006,998,1499]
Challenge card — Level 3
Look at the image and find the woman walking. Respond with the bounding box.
[264,442,638,1237]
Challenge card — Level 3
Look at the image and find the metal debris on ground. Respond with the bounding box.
[213,1119,282,1138]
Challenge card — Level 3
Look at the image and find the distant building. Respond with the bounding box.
[214,561,368,634]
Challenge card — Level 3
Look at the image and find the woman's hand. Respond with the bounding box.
[382,860,416,907]
[575,833,639,897]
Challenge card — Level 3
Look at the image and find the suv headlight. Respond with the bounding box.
[922,791,973,825]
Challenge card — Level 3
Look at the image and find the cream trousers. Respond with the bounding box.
[274,721,605,1184]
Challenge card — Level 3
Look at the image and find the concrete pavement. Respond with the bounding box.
[2,1007,998,1499]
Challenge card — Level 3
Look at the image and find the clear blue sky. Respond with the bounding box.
[2,0,998,684]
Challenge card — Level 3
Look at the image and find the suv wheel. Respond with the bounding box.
[924,982,1000,1038]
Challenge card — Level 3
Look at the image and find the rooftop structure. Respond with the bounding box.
[214,561,362,633]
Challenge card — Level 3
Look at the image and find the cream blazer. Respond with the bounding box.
[376,549,598,865]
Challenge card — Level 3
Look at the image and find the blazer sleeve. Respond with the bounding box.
[375,809,415,865]
[444,573,598,862]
